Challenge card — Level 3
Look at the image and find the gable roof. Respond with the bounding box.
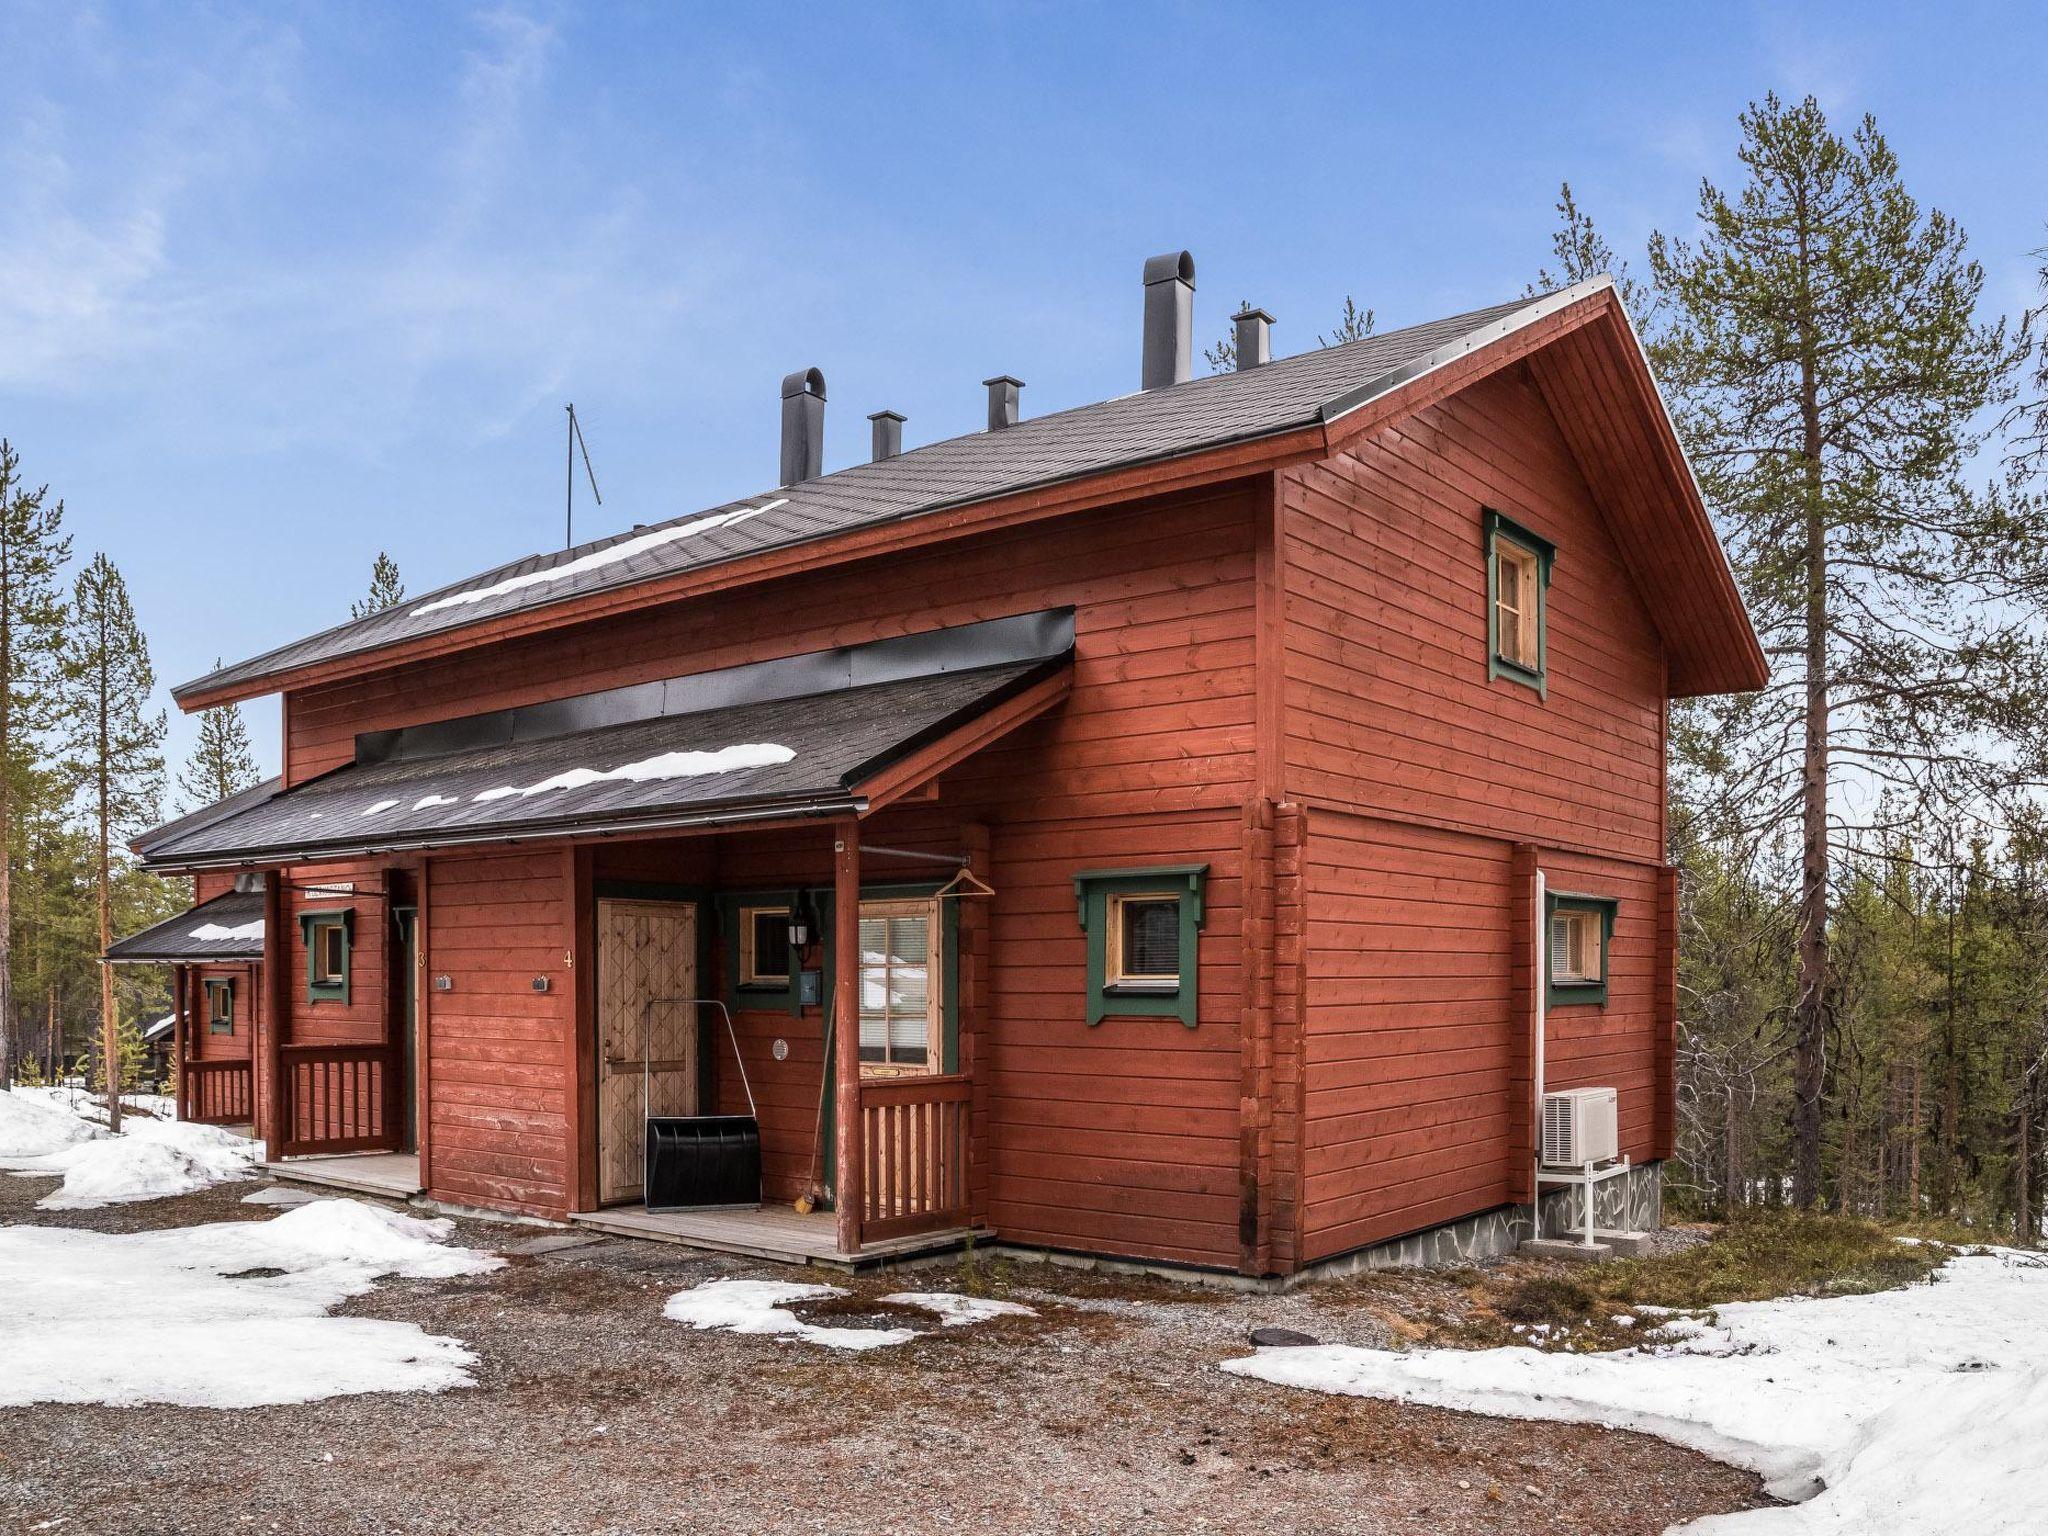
[175,276,1765,706]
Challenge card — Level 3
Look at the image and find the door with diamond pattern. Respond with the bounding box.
[596,898,699,1205]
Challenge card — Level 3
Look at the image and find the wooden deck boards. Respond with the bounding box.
[262,1152,424,1199]
[566,1203,984,1268]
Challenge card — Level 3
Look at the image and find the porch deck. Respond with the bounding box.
[566,1202,985,1269]
[260,1152,423,1200]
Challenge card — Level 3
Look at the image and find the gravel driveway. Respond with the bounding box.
[0,1172,1768,1535]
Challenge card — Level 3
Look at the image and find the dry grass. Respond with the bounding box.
[1313,1211,1960,1355]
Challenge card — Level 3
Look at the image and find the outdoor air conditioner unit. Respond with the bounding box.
[1542,1087,1619,1167]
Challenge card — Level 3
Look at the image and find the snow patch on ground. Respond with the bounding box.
[0,1199,501,1407]
[0,1091,99,1158]
[1225,1245,2048,1534]
[882,1291,1037,1327]
[2,1089,259,1207]
[190,918,263,942]
[472,743,795,803]
[664,1280,1035,1351]
[410,500,786,617]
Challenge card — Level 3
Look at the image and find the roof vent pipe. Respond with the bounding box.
[779,367,826,485]
[1140,250,1196,390]
[983,375,1023,431]
[1232,307,1274,370]
[868,409,905,462]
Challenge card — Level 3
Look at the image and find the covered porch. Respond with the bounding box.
[139,613,1074,1264]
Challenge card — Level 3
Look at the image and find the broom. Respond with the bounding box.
[793,1000,834,1215]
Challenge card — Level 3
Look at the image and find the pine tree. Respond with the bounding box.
[0,441,71,1090]
[1649,95,2038,1207]
[351,551,406,619]
[178,663,260,811]
[1526,182,1652,325]
[59,553,165,1132]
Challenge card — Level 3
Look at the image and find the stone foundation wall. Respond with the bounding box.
[1300,1161,1663,1280]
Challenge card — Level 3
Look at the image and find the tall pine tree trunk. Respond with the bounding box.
[1793,239,1830,1209]
[97,695,119,1133]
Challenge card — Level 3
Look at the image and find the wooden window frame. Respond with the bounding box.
[716,890,801,1013]
[1485,508,1555,697]
[299,908,353,1005]
[1546,892,1616,1009]
[204,977,234,1035]
[737,903,793,989]
[1073,864,1207,1028]
[856,896,943,1076]
[1105,891,1184,989]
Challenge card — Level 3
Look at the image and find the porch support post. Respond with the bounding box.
[171,964,189,1120]
[262,869,287,1158]
[832,819,863,1257]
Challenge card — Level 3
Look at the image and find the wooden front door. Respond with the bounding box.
[596,898,699,1205]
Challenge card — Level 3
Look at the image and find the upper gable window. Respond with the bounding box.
[1485,509,1555,695]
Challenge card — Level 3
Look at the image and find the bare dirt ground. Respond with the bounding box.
[0,1172,1771,1536]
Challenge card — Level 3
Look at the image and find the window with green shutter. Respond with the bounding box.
[1072,865,1207,1028]
[1546,892,1615,1008]
[1485,508,1555,695]
[300,909,353,1004]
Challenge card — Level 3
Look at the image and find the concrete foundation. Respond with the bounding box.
[1301,1160,1664,1280]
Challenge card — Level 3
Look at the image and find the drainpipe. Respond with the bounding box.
[1533,867,1547,1235]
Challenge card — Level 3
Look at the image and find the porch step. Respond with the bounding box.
[565,1202,989,1269]
[260,1152,424,1201]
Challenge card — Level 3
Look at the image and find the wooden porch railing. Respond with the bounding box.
[857,1072,971,1243]
[279,1043,400,1156]
[180,1060,254,1125]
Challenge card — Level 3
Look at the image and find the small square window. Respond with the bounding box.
[1485,509,1554,694]
[738,905,792,989]
[1546,894,1614,1008]
[1107,893,1182,990]
[1073,865,1207,1028]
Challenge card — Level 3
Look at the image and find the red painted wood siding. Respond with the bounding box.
[280,489,1260,1263]
[1279,365,1668,864]
[422,850,573,1217]
[1284,364,1674,1262]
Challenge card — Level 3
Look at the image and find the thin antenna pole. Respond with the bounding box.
[565,402,602,550]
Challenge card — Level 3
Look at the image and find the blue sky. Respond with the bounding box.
[3,1,2045,787]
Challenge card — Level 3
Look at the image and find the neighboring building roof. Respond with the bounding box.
[104,889,267,963]
[139,654,1069,871]
[142,1014,176,1042]
[174,288,1572,705]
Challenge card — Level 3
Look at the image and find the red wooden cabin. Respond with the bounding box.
[125,257,1761,1277]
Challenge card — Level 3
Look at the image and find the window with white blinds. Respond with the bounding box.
[1545,893,1615,1007]
[858,900,940,1071]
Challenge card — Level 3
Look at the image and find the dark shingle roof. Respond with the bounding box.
[142,658,1064,870]
[105,888,266,962]
[176,288,1579,703]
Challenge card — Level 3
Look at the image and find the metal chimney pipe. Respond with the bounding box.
[779,367,826,485]
[868,409,905,462]
[1232,306,1274,370]
[982,375,1023,431]
[1140,250,1196,390]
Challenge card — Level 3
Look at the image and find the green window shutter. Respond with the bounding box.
[717,890,802,1014]
[1484,507,1555,697]
[1072,864,1207,1029]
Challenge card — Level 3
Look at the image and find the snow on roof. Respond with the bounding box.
[470,742,795,803]
[409,500,787,617]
